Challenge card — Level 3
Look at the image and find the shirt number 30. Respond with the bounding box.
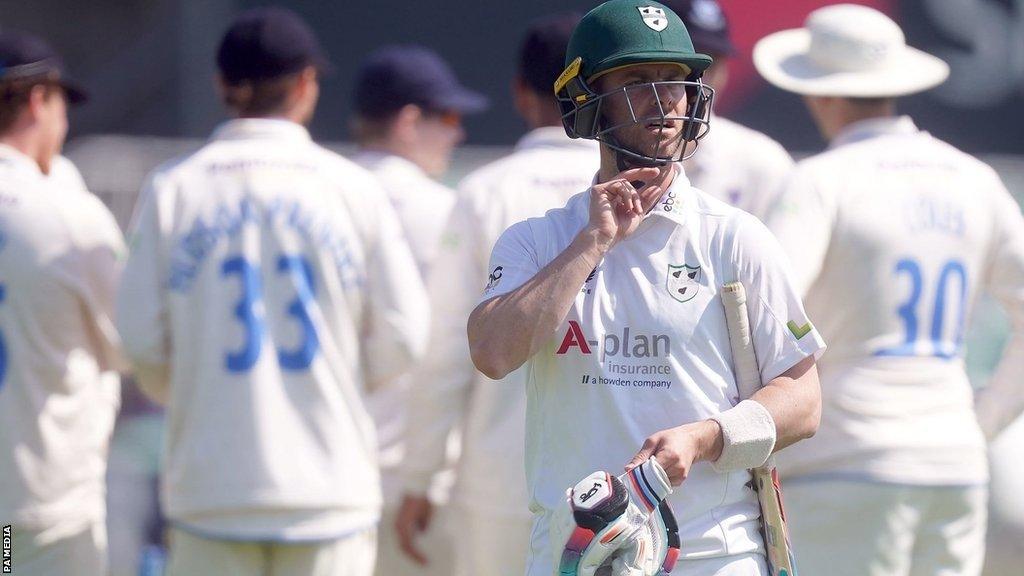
[222,254,319,373]
[876,257,968,359]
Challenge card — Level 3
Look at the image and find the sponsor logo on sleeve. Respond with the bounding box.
[787,320,813,340]
[485,266,503,291]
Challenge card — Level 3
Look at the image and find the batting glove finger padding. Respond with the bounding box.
[552,458,680,576]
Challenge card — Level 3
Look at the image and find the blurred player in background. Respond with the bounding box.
[469,2,824,574]
[663,0,794,222]
[0,30,125,575]
[350,44,487,576]
[756,5,1024,575]
[352,45,487,273]
[393,13,597,576]
[48,154,86,190]
[116,7,429,576]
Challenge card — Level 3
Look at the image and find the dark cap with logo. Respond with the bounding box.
[353,45,488,119]
[0,30,88,104]
[661,0,736,57]
[217,7,332,84]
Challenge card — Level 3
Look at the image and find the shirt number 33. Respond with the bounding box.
[221,254,319,373]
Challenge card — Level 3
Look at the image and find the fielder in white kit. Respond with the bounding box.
[351,43,487,576]
[755,5,1024,576]
[394,13,598,576]
[116,8,428,576]
[467,2,824,575]
[663,0,795,223]
[0,30,126,576]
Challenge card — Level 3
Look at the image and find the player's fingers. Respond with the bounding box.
[415,503,434,531]
[396,519,430,565]
[607,180,641,215]
[615,166,661,186]
[625,436,658,471]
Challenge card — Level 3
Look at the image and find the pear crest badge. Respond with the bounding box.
[638,6,669,32]
[667,264,701,302]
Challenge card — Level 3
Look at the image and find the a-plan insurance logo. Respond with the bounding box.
[638,6,669,31]
[667,263,701,303]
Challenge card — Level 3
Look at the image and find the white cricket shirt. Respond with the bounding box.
[683,116,794,222]
[116,119,430,540]
[768,116,1024,486]
[0,145,125,538]
[401,127,598,518]
[353,150,457,507]
[483,167,825,566]
[49,155,89,192]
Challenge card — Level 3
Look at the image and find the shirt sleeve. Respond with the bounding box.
[117,176,172,372]
[61,194,128,373]
[361,191,430,387]
[478,219,540,304]
[732,213,827,383]
[401,194,481,494]
[974,175,1024,440]
[766,166,837,297]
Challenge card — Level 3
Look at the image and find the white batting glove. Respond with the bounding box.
[551,458,680,576]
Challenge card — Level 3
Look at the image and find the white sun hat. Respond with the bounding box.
[752,3,949,97]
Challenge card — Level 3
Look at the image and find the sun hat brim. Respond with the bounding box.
[753,28,950,98]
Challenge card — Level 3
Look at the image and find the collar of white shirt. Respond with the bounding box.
[0,143,45,179]
[584,163,692,226]
[351,149,430,182]
[830,115,919,149]
[210,117,312,143]
[514,126,596,153]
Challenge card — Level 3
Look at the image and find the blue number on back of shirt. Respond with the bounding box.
[222,257,265,372]
[0,284,6,389]
[222,254,319,373]
[876,257,967,358]
[931,260,968,359]
[276,255,319,370]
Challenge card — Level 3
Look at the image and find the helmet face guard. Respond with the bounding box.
[556,57,715,166]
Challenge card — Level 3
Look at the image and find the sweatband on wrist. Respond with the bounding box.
[709,399,777,472]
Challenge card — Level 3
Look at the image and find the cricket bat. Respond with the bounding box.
[721,281,798,576]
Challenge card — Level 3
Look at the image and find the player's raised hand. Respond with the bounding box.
[586,167,663,251]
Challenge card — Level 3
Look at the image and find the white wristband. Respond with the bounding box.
[709,399,777,472]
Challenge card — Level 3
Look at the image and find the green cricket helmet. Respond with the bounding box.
[555,0,715,165]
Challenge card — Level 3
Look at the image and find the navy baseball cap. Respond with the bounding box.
[0,30,88,104]
[662,0,736,57]
[353,45,488,119]
[217,7,333,83]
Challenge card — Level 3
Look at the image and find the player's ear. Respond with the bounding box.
[512,76,531,119]
[393,104,423,142]
[26,84,52,121]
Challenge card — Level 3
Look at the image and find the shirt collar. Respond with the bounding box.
[646,164,691,224]
[352,149,430,182]
[210,118,312,143]
[830,115,919,148]
[582,163,691,225]
[514,126,597,153]
[0,144,45,179]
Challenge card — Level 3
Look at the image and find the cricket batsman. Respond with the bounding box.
[467,1,824,574]
[116,8,429,576]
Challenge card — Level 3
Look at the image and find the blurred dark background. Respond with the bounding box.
[4,0,1022,153]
